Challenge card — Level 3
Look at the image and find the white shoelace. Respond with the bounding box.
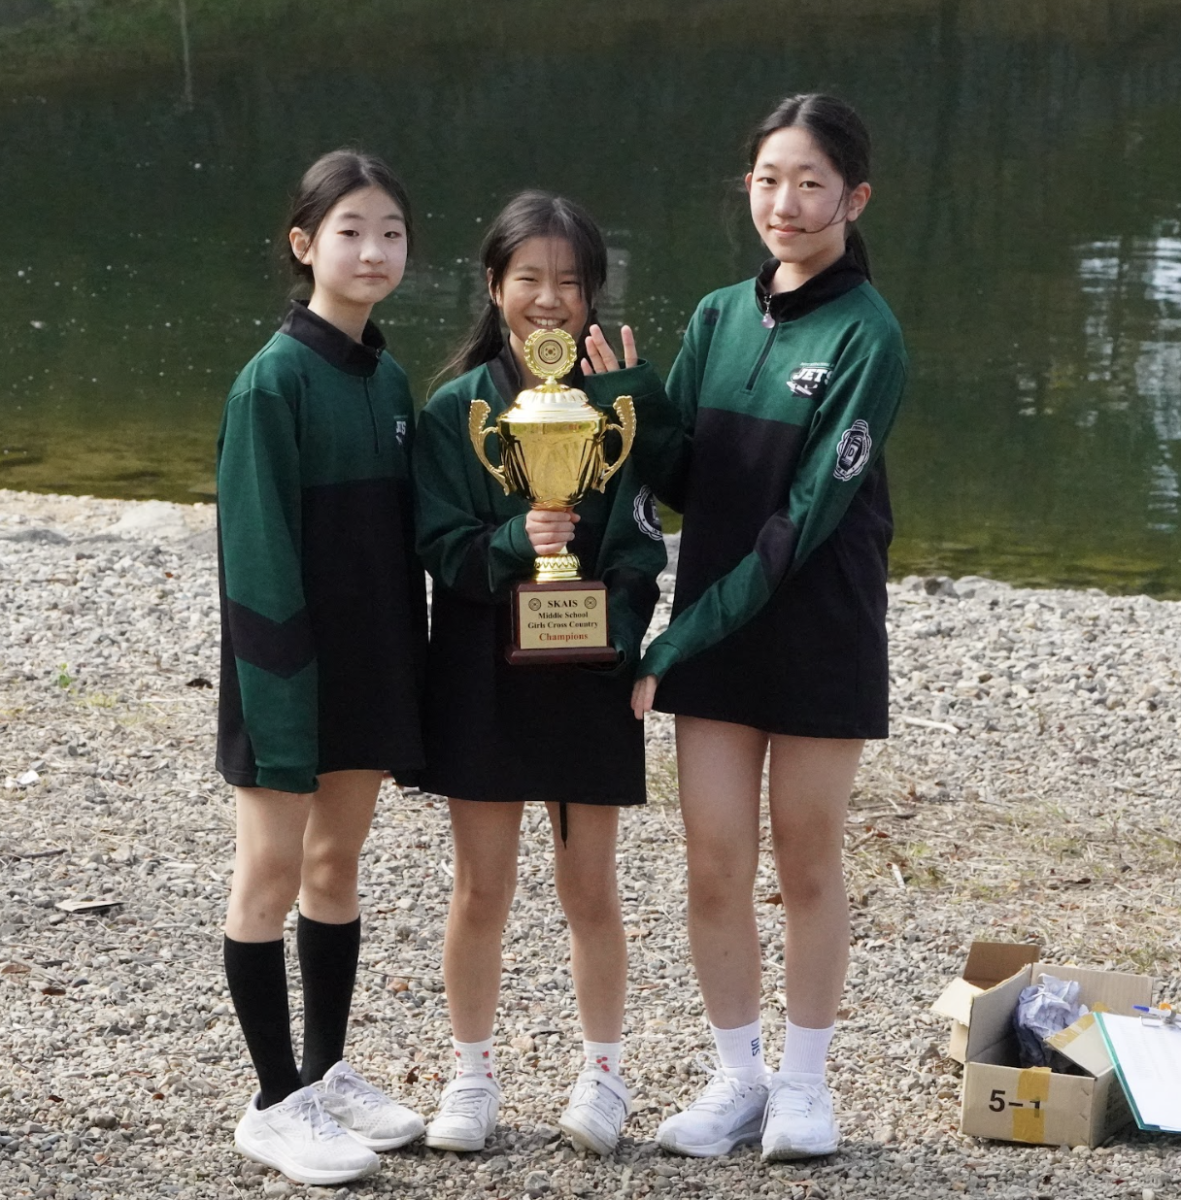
[331,1067,384,1110]
[687,1062,757,1114]
[768,1082,818,1119]
[579,1077,625,1118]
[443,1085,496,1116]
[293,1090,348,1139]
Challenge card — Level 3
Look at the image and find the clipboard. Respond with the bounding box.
[1095,1012,1181,1133]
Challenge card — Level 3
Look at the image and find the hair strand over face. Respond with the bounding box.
[747,93,873,280]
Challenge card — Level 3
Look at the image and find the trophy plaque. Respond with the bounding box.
[469,328,635,665]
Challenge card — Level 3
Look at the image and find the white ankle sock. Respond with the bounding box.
[452,1036,495,1079]
[582,1039,622,1076]
[779,1019,835,1077]
[710,1019,766,1081]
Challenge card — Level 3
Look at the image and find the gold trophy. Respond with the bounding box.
[469,328,635,664]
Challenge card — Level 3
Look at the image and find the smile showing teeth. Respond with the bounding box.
[529,317,562,327]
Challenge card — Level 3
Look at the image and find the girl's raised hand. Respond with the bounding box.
[583,324,638,375]
[631,674,657,720]
[525,507,579,556]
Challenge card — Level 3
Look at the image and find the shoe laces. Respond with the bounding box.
[767,1079,820,1119]
[443,1084,496,1117]
[293,1090,348,1139]
[577,1074,625,1116]
[688,1057,758,1114]
[329,1066,384,1110]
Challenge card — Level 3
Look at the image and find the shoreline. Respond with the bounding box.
[1,488,1179,1199]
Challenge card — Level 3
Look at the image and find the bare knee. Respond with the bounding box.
[686,843,757,919]
[777,862,838,911]
[228,847,302,930]
[557,872,621,934]
[681,825,758,902]
[451,871,516,934]
[773,825,845,912]
[300,843,361,911]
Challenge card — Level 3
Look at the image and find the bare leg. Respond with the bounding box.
[299,769,384,922]
[546,803,626,1044]
[443,800,525,1042]
[767,736,863,1029]
[225,786,312,942]
[675,716,768,1029]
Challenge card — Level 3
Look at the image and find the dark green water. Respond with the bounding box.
[2,0,1180,593]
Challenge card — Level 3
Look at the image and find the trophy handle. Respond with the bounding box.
[468,399,511,495]
[595,396,636,491]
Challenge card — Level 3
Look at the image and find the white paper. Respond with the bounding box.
[1096,1012,1181,1132]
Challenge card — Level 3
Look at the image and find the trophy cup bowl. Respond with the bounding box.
[468,328,635,663]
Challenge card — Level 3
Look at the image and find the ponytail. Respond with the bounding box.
[430,299,504,394]
[845,224,872,282]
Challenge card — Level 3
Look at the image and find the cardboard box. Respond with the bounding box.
[932,941,1153,1147]
[933,942,1041,1065]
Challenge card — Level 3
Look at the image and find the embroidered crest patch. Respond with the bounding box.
[633,485,663,541]
[787,362,833,399]
[834,419,872,481]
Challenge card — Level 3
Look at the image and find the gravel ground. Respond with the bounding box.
[1,488,1179,1200]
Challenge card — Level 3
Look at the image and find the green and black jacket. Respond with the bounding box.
[411,348,664,807]
[414,350,665,669]
[584,255,906,689]
[216,301,426,794]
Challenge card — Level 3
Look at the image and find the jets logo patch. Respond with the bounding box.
[834,419,872,481]
[787,361,832,399]
[633,485,663,541]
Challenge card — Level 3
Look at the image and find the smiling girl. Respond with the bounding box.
[216,150,427,1185]
[413,191,664,1157]
[584,94,907,1161]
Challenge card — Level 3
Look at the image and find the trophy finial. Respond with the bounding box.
[522,327,577,383]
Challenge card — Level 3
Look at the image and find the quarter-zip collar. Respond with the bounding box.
[280,299,386,377]
[755,252,866,326]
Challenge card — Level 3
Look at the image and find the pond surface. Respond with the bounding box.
[2,0,1180,594]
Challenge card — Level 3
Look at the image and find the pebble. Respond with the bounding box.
[1,490,1179,1200]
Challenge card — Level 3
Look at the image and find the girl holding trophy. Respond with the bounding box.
[584,94,907,1160]
[413,191,665,1157]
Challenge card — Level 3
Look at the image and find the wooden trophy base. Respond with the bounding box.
[507,579,618,666]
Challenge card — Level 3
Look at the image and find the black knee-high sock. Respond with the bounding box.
[223,936,302,1109]
[297,914,361,1085]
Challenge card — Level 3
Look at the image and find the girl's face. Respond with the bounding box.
[490,236,589,372]
[290,185,408,322]
[745,126,870,283]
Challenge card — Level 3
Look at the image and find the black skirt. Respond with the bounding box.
[656,519,890,740]
[420,588,646,805]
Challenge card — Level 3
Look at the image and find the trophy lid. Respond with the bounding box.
[523,328,578,387]
[512,328,598,419]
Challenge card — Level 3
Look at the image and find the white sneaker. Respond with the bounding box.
[424,1075,501,1152]
[656,1070,769,1157]
[559,1066,632,1155]
[761,1072,840,1160]
[234,1086,380,1185]
[313,1060,425,1151]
